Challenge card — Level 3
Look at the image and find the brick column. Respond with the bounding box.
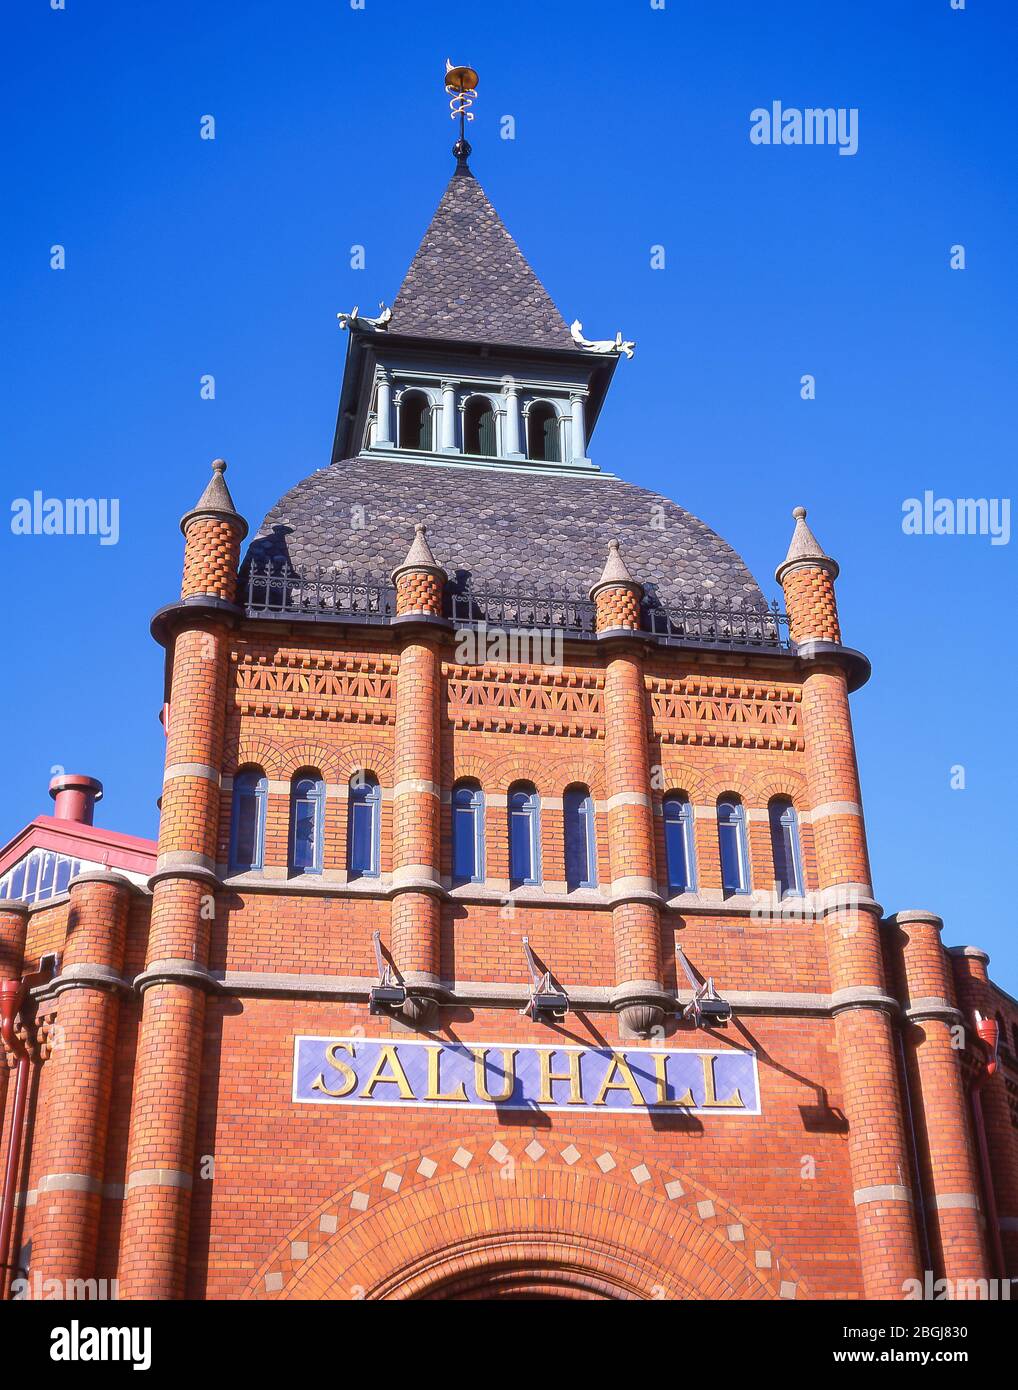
[390,526,446,1026]
[886,911,989,1286]
[0,901,30,1134]
[119,459,245,1299]
[950,946,1018,1276]
[29,870,131,1290]
[778,507,921,1298]
[591,542,663,1037]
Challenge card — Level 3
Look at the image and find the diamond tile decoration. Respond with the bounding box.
[727,1223,745,1242]
[290,1241,308,1262]
[264,1272,283,1293]
[350,1191,369,1212]
[488,1141,510,1163]
[596,1152,616,1173]
[417,1157,438,1178]
[382,1170,402,1192]
[560,1145,581,1166]
[664,1179,685,1200]
[524,1140,546,1161]
[452,1147,473,1169]
[696,1199,715,1219]
[631,1164,651,1185]
[755,1250,772,1269]
[319,1214,338,1234]
[780,1281,797,1300]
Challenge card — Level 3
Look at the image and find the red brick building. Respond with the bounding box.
[2,138,1017,1304]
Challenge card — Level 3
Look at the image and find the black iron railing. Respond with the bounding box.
[243,562,395,624]
[646,597,791,650]
[450,587,597,637]
[242,562,791,650]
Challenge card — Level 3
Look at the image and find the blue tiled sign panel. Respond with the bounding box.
[293,1036,760,1116]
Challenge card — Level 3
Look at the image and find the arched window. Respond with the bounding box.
[230,768,267,874]
[399,391,433,451]
[564,784,597,890]
[289,771,325,875]
[717,796,749,895]
[527,402,560,462]
[347,772,381,879]
[464,396,497,456]
[663,793,695,894]
[452,781,485,885]
[508,782,541,887]
[769,797,803,898]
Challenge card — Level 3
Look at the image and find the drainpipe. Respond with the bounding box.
[0,978,28,1298]
[970,1012,1006,1282]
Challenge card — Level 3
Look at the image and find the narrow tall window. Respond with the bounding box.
[347,773,380,879]
[508,783,541,887]
[289,772,325,875]
[564,784,597,890]
[230,768,267,874]
[527,403,560,462]
[769,797,803,898]
[717,797,749,895]
[464,396,497,456]
[663,793,695,894]
[452,781,485,884]
[399,391,432,451]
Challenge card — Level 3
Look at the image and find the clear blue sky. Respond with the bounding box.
[2,1,1015,984]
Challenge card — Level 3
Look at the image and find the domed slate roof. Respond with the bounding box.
[246,456,766,609]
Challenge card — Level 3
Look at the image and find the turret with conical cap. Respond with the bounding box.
[775,505,841,645]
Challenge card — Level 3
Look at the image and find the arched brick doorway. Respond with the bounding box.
[245,1134,808,1301]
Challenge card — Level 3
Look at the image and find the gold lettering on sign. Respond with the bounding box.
[537,1049,584,1105]
[311,1041,358,1098]
[652,1052,694,1107]
[471,1046,519,1103]
[592,1052,647,1107]
[359,1044,415,1100]
[425,1045,468,1102]
[700,1054,744,1108]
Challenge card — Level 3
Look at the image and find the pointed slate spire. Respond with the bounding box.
[775,506,838,583]
[392,523,441,581]
[180,458,248,539]
[389,165,574,351]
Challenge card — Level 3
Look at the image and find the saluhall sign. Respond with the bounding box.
[293,1037,761,1115]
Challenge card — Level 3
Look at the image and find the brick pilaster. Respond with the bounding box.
[119,460,245,1299]
[591,544,663,1036]
[29,870,131,1290]
[390,526,446,1025]
[886,911,989,1287]
[950,946,1018,1276]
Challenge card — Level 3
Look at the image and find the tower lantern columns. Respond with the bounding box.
[119,459,247,1300]
[375,368,393,447]
[590,542,664,1037]
[570,390,590,465]
[440,380,459,452]
[502,381,522,459]
[777,506,922,1298]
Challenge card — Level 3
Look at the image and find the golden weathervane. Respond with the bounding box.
[445,59,479,162]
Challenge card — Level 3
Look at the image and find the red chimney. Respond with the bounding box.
[48,774,103,826]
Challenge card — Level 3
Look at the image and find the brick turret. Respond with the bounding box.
[392,523,445,618]
[119,459,247,1299]
[775,506,841,645]
[589,538,642,634]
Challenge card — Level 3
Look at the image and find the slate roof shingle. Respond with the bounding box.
[247,456,766,609]
[389,165,575,351]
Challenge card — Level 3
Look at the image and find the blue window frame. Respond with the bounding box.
[508,784,541,887]
[347,773,380,879]
[289,772,325,875]
[452,782,485,884]
[564,785,597,890]
[717,797,749,895]
[663,793,696,894]
[769,798,804,898]
[229,768,267,874]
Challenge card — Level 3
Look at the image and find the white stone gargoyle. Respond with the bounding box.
[337,302,393,332]
[570,320,635,359]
